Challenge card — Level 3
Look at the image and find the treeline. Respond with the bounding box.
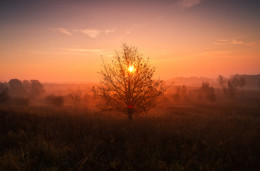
[0,74,253,107]
[218,74,246,98]
[0,79,90,108]
[161,74,248,105]
[0,79,44,103]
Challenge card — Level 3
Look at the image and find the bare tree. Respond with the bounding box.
[93,44,165,120]
[200,81,216,102]
[172,85,188,103]
[218,75,246,98]
[69,89,82,108]
[218,75,225,87]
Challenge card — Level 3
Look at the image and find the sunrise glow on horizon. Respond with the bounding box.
[1,0,260,83]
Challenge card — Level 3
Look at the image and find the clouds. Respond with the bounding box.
[177,0,204,8]
[48,27,72,36]
[69,48,101,53]
[105,28,116,34]
[79,29,100,38]
[49,27,115,38]
[231,40,243,45]
[214,38,243,46]
[168,0,204,9]
[213,38,256,47]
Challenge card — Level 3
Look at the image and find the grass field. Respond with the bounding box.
[0,95,260,170]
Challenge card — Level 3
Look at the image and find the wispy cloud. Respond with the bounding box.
[69,48,102,53]
[57,28,72,35]
[169,0,204,10]
[49,28,115,38]
[125,16,161,35]
[231,40,243,45]
[177,0,204,8]
[213,38,253,46]
[79,29,100,38]
[197,50,233,56]
[67,48,114,57]
[105,28,116,34]
[49,27,72,35]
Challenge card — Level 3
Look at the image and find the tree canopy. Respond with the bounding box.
[93,44,165,120]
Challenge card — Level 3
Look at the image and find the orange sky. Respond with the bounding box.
[0,0,260,83]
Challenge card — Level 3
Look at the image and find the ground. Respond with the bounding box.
[0,91,260,170]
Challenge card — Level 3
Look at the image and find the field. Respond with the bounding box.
[0,89,260,171]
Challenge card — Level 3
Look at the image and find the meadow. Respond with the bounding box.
[0,89,259,170]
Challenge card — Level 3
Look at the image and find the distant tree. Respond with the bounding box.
[218,75,225,87]
[23,80,30,94]
[200,82,216,102]
[201,82,210,90]
[173,85,188,103]
[0,82,9,102]
[93,43,165,120]
[69,89,82,108]
[30,80,45,98]
[8,79,25,97]
[218,75,246,98]
[179,85,187,95]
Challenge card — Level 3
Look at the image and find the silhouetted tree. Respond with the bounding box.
[218,75,225,87]
[200,81,216,102]
[30,80,45,98]
[173,85,188,103]
[0,82,9,102]
[23,80,30,94]
[8,79,25,97]
[69,89,82,108]
[218,75,246,98]
[93,44,165,120]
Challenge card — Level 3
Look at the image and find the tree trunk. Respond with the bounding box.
[128,108,133,120]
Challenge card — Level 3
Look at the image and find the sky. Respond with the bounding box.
[0,0,260,83]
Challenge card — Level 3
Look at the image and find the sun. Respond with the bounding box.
[128,65,135,73]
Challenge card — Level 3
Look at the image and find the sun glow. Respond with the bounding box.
[128,65,135,73]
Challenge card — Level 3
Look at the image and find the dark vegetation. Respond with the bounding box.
[218,75,246,98]
[0,76,260,170]
[45,95,65,107]
[199,82,216,102]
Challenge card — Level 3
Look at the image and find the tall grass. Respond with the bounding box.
[0,102,259,170]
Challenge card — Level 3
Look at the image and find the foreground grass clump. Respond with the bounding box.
[0,104,259,170]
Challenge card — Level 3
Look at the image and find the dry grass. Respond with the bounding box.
[0,94,260,170]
